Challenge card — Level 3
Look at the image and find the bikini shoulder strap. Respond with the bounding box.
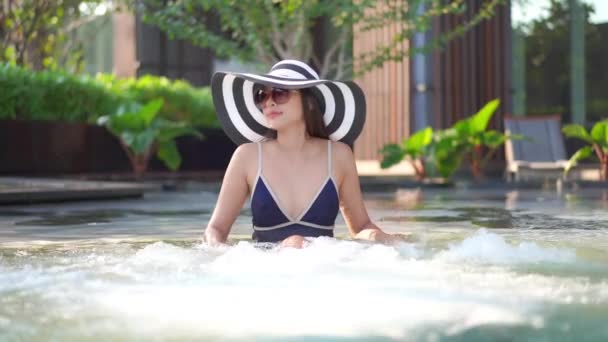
[327,140,332,177]
[257,142,263,176]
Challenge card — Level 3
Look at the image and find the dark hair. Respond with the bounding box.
[265,88,328,140]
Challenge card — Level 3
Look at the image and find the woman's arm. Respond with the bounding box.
[334,142,403,244]
[204,143,253,246]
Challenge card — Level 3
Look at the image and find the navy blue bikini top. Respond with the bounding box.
[251,140,340,243]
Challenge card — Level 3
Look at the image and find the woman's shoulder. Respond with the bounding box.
[331,141,355,162]
[231,142,258,163]
[227,143,259,178]
[329,141,356,180]
[235,142,258,153]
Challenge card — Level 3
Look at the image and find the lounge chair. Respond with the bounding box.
[503,115,570,182]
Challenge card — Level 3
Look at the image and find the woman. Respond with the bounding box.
[205,60,404,248]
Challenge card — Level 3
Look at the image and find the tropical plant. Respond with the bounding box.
[97,98,203,180]
[562,119,608,181]
[380,127,433,180]
[379,99,518,181]
[426,129,464,179]
[450,98,513,179]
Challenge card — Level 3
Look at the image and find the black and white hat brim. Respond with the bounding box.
[211,71,366,146]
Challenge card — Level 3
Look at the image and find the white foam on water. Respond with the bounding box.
[554,210,608,221]
[1,233,606,340]
[86,239,524,338]
[436,229,576,264]
[96,285,530,339]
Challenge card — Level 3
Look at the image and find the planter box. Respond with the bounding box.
[0,120,97,174]
[0,120,235,175]
[148,128,236,172]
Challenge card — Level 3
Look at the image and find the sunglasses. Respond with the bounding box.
[253,87,294,109]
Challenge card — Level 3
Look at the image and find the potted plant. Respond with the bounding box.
[379,99,518,182]
[562,119,608,181]
[97,98,203,180]
[379,127,433,181]
[425,128,465,180]
[450,99,517,180]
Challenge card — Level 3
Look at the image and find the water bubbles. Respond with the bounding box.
[436,229,576,265]
[0,233,607,340]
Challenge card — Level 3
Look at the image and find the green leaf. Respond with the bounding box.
[426,131,465,179]
[160,127,203,141]
[590,120,608,146]
[109,112,146,132]
[433,133,463,158]
[481,130,507,149]
[157,140,181,171]
[154,119,203,141]
[4,46,16,64]
[139,98,164,127]
[437,152,462,178]
[453,118,471,136]
[562,124,593,144]
[403,127,433,155]
[565,146,593,174]
[379,143,405,169]
[121,130,156,154]
[470,98,500,133]
[103,102,146,131]
[98,99,166,137]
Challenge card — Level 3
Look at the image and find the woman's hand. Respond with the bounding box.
[334,143,411,246]
[203,226,230,247]
[280,235,307,248]
[355,227,411,245]
[203,143,253,247]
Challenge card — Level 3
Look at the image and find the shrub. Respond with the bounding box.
[0,64,121,123]
[0,63,218,128]
[96,74,218,128]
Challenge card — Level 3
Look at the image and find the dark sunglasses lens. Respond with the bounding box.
[272,88,291,104]
[254,89,268,107]
[254,88,292,108]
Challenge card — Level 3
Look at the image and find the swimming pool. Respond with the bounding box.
[1,186,607,341]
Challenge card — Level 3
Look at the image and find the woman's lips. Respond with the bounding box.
[266,111,282,119]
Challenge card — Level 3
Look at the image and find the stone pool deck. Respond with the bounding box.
[1,163,606,205]
[0,177,160,204]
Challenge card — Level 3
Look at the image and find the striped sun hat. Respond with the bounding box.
[210,59,366,146]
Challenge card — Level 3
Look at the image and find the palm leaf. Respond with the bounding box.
[565,146,593,174]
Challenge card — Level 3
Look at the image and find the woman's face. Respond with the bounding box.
[254,86,304,130]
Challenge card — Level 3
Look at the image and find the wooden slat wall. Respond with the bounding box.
[431,0,511,130]
[351,0,510,163]
[352,2,410,161]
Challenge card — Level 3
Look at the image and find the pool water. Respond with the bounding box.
[0,187,607,341]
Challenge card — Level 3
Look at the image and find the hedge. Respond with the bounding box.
[0,63,218,128]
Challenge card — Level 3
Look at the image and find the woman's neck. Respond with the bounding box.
[275,124,311,153]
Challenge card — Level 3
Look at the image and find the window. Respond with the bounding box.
[511,0,608,125]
